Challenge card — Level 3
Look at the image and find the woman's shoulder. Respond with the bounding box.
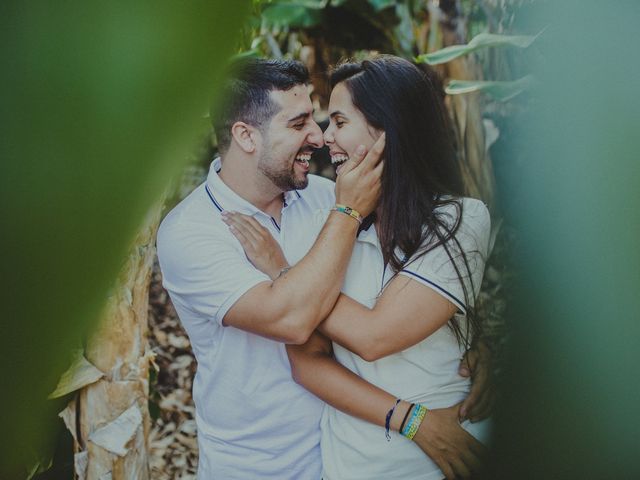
[435,196,490,230]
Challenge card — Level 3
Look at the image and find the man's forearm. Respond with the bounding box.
[268,211,360,338]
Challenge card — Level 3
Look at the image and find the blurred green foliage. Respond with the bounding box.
[245,0,421,59]
[488,1,640,478]
[0,1,249,476]
[3,0,638,477]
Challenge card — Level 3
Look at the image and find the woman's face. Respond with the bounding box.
[324,82,381,174]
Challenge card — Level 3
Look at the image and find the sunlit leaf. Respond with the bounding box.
[445,75,534,101]
[416,31,541,65]
[48,350,104,399]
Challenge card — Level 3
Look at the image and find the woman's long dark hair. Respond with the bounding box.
[330,55,481,347]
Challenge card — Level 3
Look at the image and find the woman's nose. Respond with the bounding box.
[323,125,334,144]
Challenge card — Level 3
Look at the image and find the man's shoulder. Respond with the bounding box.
[157,183,228,251]
[159,183,204,227]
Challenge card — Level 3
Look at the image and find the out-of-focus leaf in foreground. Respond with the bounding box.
[489,2,640,479]
[0,1,249,475]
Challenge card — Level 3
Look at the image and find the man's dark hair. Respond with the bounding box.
[212,58,310,154]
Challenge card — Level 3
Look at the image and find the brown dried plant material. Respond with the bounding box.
[148,256,199,479]
[49,350,104,399]
[146,168,205,478]
[436,11,497,210]
[56,203,163,480]
[59,400,78,444]
[74,451,88,480]
[88,404,144,456]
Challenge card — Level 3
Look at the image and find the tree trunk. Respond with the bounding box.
[55,203,163,480]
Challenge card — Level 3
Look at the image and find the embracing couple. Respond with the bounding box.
[157,55,493,479]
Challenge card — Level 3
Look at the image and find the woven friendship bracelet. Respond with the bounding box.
[399,403,414,434]
[401,404,420,437]
[332,204,363,224]
[402,404,428,441]
[384,398,402,441]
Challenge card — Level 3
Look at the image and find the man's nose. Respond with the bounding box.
[307,121,324,148]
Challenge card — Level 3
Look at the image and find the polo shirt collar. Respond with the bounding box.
[356,214,379,246]
[283,188,303,209]
[205,158,303,214]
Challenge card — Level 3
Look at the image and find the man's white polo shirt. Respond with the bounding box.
[157,158,335,479]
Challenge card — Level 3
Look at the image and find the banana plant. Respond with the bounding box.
[416,30,542,102]
[446,75,536,102]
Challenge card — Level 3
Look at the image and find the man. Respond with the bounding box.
[157,58,490,479]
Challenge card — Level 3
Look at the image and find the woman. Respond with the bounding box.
[225,55,491,479]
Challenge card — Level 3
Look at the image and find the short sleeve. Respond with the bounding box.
[157,219,271,326]
[398,199,490,315]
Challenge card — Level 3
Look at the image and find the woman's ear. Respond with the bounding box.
[230,121,258,153]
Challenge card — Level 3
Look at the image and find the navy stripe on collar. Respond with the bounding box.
[207,183,282,233]
[205,185,223,212]
[285,190,301,208]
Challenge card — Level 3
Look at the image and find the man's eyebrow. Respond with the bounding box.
[287,111,312,123]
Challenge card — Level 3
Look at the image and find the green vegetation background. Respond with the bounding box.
[1,1,638,478]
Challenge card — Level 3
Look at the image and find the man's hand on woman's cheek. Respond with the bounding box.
[458,340,495,422]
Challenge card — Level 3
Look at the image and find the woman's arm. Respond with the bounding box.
[287,331,485,479]
[223,209,458,359]
[320,201,490,361]
[287,330,412,430]
[317,276,457,361]
[223,209,494,421]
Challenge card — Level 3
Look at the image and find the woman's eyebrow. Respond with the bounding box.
[329,110,346,118]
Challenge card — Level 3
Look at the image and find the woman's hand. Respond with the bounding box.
[222,211,289,280]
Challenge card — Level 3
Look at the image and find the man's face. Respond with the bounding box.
[257,85,323,191]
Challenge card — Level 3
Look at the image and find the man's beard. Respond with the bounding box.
[257,151,309,191]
